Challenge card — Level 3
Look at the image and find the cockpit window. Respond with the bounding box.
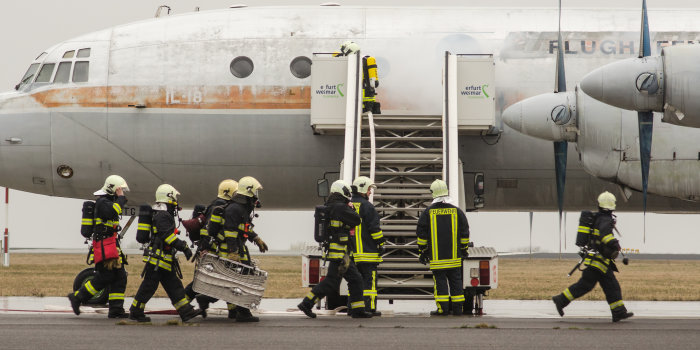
[35,63,56,83]
[63,51,75,59]
[54,62,72,83]
[35,52,47,61]
[17,63,40,89]
[73,61,89,82]
[77,48,91,58]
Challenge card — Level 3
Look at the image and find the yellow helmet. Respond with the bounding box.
[217,179,238,200]
[330,180,352,200]
[94,175,129,196]
[237,176,263,197]
[340,40,360,56]
[429,179,449,198]
[155,184,180,204]
[597,191,616,210]
[353,176,376,194]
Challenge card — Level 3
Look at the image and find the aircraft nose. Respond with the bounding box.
[502,92,574,142]
[0,92,53,194]
[580,57,663,112]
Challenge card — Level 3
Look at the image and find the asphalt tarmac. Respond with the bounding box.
[1,297,699,349]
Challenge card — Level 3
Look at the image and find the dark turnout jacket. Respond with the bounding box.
[416,200,469,270]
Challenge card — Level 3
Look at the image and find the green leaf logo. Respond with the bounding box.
[481,84,490,98]
[337,83,344,97]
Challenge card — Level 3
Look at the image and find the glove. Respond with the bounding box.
[227,252,241,262]
[375,80,379,88]
[103,258,122,270]
[338,253,350,274]
[377,242,386,254]
[461,246,469,259]
[418,251,429,265]
[253,236,268,253]
[183,247,193,261]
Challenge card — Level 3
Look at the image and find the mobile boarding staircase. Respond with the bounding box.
[309,52,498,313]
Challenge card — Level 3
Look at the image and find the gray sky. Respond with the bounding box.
[1,0,700,254]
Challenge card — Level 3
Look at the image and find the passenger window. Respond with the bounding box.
[73,61,89,82]
[17,63,40,89]
[77,48,91,58]
[63,51,75,59]
[35,63,56,83]
[290,56,312,79]
[230,56,254,78]
[54,62,72,83]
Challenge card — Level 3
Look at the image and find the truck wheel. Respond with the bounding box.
[325,291,348,312]
[73,268,109,305]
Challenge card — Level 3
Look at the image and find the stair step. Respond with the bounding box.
[365,115,441,121]
[373,183,432,188]
[373,194,433,200]
[361,159,443,165]
[374,188,430,194]
[380,219,419,224]
[363,125,442,131]
[362,148,443,153]
[364,137,444,142]
[376,207,426,213]
[374,171,442,176]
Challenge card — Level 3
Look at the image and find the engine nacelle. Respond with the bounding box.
[580,45,700,129]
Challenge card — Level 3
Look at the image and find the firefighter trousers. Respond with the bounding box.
[76,263,127,312]
[432,268,465,314]
[356,263,379,311]
[302,259,365,311]
[130,266,190,313]
[560,266,627,314]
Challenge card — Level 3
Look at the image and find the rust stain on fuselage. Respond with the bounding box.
[31,85,312,109]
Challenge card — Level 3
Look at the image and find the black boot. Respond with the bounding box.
[452,302,464,316]
[351,309,373,319]
[129,308,151,323]
[430,302,449,316]
[552,294,569,317]
[235,306,259,322]
[371,310,382,317]
[612,307,634,322]
[107,308,129,319]
[178,305,203,322]
[297,302,317,319]
[196,296,210,319]
[67,293,81,315]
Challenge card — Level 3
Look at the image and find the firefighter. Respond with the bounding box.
[416,179,470,316]
[129,184,202,322]
[68,175,130,318]
[552,191,634,322]
[297,180,373,319]
[218,176,269,322]
[350,176,384,316]
[336,40,381,114]
[184,179,238,318]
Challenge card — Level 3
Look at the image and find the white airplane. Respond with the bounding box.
[0,4,698,212]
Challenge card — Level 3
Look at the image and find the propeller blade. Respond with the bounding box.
[639,0,651,58]
[554,0,566,93]
[638,110,653,242]
[638,0,652,242]
[554,141,567,256]
[554,0,567,251]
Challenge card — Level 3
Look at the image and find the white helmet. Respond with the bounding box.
[340,40,360,56]
[155,184,180,204]
[429,179,449,198]
[237,176,263,197]
[94,175,129,196]
[330,180,352,200]
[353,176,376,194]
[598,191,616,210]
[217,179,238,200]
